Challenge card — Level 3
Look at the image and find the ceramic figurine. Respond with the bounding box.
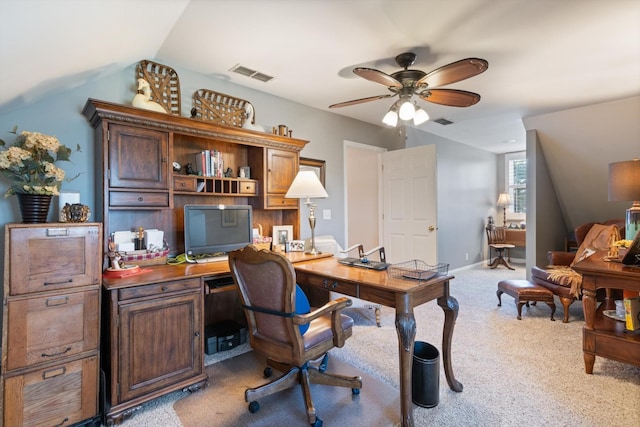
[132,78,167,113]
[242,103,265,132]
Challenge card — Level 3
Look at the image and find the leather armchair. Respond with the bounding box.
[531,219,624,323]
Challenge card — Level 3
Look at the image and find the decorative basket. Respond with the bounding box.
[387,260,449,281]
[121,249,170,266]
[135,59,181,116]
[192,89,250,127]
[252,224,272,250]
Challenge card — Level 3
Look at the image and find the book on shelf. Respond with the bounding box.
[623,296,640,331]
[194,150,224,177]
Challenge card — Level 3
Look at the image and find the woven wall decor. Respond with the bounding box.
[192,89,251,127]
[135,59,181,116]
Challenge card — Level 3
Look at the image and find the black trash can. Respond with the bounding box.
[412,341,440,408]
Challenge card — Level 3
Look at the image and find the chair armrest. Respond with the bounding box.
[547,251,574,266]
[294,297,352,347]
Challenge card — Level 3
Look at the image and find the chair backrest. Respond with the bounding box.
[486,226,507,245]
[574,219,625,246]
[228,245,303,363]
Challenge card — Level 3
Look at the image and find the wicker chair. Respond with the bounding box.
[228,245,362,427]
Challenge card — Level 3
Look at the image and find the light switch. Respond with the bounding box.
[323,209,331,220]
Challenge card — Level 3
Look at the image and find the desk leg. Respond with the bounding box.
[437,292,463,392]
[582,286,597,374]
[395,293,416,427]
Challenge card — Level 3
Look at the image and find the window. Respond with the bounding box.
[505,152,526,221]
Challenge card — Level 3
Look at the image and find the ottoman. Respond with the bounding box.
[497,279,556,321]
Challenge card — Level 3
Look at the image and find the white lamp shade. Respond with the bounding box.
[413,108,429,125]
[285,170,328,199]
[497,193,511,206]
[382,110,399,127]
[398,101,415,120]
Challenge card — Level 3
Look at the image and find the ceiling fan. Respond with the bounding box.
[329,52,488,126]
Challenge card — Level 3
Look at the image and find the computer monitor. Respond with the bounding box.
[183,204,252,257]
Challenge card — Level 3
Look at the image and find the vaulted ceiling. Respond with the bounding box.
[1,0,639,153]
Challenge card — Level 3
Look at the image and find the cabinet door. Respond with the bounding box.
[117,287,202,402]
[267,149,297,194]
[108,124,169,189]
[8,225,101,296]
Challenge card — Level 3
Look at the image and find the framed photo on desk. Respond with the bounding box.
[272,225,293,251]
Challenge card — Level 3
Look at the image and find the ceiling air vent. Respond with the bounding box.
[434,118,454,126]
[230,64,274,83]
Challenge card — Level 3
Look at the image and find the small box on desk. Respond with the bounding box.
[205,320,247,355]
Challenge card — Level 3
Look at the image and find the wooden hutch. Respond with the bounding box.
[82,99,308,424]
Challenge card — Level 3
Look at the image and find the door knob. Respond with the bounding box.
[428,226,436,232]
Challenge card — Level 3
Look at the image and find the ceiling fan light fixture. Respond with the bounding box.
[382,109,399,127]
[399,100,415,120]
[413,107,429,125]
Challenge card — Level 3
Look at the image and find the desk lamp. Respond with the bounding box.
[285,170,328,255]
[497,193,511,226]
[608,158,640,240]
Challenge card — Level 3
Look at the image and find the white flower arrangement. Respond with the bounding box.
[0,127,80,198]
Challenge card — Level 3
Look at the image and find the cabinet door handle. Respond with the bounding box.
[42,347,72,358]
[42,366,66,379]
[195,331,200,337]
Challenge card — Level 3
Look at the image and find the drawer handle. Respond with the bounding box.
[46,296,69,306]
[44,279,73,286]
[53,417,69,427]
[42,347,71,358]
[161,286,168,291]
[322,279,329,288]
[138,197,143,202]
[42,366,67,379]
[195,331,200,337]
[332,282,338,289]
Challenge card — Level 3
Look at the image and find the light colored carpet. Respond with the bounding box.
[117,262,640,426]
[173,351,399,426]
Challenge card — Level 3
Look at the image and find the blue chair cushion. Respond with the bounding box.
[295,284,311,335]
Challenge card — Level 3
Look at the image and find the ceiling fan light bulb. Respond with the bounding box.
[382,110,398,127]
[413,108,429,125]
[399,101,415,120]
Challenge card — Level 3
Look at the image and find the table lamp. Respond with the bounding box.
[608,158,640,240]
[497,193,511,226]
[285,170,328,255]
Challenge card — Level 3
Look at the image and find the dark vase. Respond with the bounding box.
[17,193,53,223]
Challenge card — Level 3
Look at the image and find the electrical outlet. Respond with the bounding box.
[465,253,469,261]
[323,209,331,220]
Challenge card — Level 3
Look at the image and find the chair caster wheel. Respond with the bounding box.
[311,418,323,427]
[248,401,260,413]
[352,388,360,395]
[263,367,272,378]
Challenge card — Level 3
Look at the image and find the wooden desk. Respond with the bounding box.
[572,257,640,374]
[293,257,463,427]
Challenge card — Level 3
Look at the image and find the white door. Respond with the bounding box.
[382,145,437,264]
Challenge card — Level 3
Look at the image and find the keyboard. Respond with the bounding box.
[195,255,228,264]
[338,257,389,271]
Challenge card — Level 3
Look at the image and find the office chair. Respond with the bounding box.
[228,245,362,427]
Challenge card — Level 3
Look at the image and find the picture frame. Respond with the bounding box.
[272,225,294,250]
[300,157,326,187]
[287,239,306,252]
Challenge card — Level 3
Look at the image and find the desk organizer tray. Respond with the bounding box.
[388,260,449,281]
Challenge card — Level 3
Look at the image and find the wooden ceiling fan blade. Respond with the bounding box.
[353,67,403,89]
[329,94,394,109]
[420,89,481,107]
[417,58,488,88]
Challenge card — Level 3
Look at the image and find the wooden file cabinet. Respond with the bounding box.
[2,223,102,427]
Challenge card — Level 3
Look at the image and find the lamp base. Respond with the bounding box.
[625,205,640,241]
